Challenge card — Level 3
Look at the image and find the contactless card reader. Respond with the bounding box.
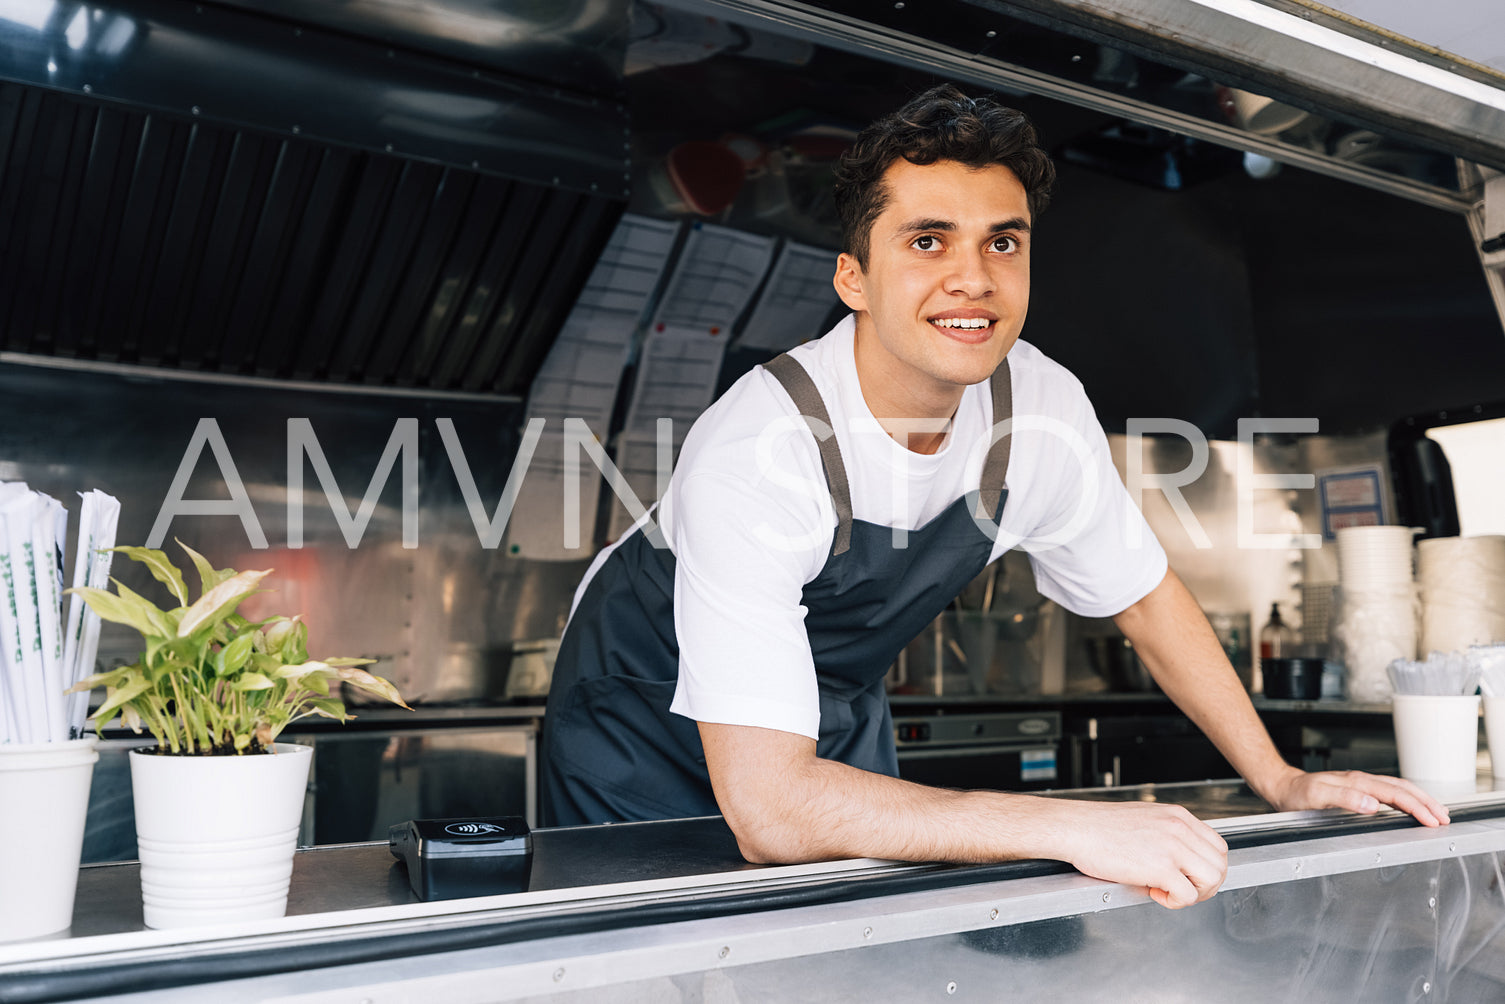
[388,816,533,901]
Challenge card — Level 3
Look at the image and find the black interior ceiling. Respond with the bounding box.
[0,0,1498,420]
[623,19,1504,437]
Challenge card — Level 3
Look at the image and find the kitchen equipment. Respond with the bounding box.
[897,607,1047,697]
[389,816,533,901]
[1076,714,1235,787]
[1084,635,1157,693]
[893,712,1060,790]
[1207,612,1253,691]
[1262,657,1325,700]
[1301,583,1336,654]
[506,639,561,699]
[1259,603,1296,662]
[1223,87,1312,135]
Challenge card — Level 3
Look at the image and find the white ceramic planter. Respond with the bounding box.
[129,742,312,930]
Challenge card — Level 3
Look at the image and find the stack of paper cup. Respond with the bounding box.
[1418,536,1505,656]
[1334,526,1418,703]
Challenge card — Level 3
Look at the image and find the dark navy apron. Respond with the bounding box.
[542,353,1013,826]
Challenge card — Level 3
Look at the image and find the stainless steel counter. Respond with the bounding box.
[6,779,1505,1003]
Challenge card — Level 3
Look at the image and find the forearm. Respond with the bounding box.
[700,720,1229,907]
[727,749,1062,865]
[1114,570,1297,800]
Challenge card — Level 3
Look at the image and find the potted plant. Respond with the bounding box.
[68,541,409,930]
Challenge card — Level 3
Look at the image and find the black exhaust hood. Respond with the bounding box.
[0,0,631,395]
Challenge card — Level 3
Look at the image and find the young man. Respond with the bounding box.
[543,85,1448,909]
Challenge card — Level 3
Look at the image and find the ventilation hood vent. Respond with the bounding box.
[0,0,629,396]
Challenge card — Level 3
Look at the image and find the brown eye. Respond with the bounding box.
[992,236,1019,253]
[911,235,939,251]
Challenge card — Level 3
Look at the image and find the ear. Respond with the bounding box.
[832,252,869,313]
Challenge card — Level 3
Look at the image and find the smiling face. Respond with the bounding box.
[834,158,1032,419]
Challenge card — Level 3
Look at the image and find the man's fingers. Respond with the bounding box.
[1307,772,1452,826]
[1183,841,1227,899]
[1368,779,1449,827]
[1152,873,1201,909]
[1149,824,1226,907]
[1340,773,1448,825]
[1383,776,1451,825]
[1059,801,1228,911]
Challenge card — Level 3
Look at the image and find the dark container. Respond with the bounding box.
[1262,657,1325,700]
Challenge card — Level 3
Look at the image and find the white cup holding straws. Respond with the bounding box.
[0,737,98,941]
[1392,694,1481,786]
[1471,644,1505,780]
[1389,653,1483,791]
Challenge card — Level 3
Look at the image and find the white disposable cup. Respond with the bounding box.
[0,738,98,942]
[1485,697,1505,781]
[1392,695,1481,784]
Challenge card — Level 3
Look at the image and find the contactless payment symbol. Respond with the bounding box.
[445,822,505,836]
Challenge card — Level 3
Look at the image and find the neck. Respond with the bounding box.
[852,316,967,456]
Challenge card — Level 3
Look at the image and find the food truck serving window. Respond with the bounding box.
[1425,417,1505,535]
[1390,403,1505,537]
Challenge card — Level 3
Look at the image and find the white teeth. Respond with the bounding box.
[931,318,990,329]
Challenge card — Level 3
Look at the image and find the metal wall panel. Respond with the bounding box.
[0,359,593,707]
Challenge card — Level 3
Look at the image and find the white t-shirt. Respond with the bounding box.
[572,314,1167,741]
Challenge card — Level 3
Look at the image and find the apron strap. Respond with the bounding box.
[764,353,1015,548]
[975,356,1013,521]
[763,354,855,556]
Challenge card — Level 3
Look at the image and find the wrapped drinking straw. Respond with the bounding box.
[0,483,119,744]
[62,491,120,737]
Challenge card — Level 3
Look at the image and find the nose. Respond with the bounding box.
[944,246,994,298]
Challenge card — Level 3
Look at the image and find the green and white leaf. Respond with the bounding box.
[177,569,271,639]
[229,672,276,691]
[69,586,166,639]
[112,546,189,606]
[334,666,412,709]
[219,633,256,676]
[177,539,237,595]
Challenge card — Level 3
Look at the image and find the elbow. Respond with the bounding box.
[734,833,781,866]
[720,787,827,865]
[726,811,809,865]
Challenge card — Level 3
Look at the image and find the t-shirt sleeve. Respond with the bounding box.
[666,469,830,740]
[1021,394,1168,618]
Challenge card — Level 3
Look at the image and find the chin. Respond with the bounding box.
[930,345,1012,386]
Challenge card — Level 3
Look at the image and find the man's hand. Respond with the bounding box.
[1042,799,1228,909]
[1258,765,1451,826]
[1113,574,1453,833]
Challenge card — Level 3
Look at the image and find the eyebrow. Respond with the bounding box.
[894,216,1032,236]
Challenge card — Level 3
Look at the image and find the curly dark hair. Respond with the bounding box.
[833,84,1056,268]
